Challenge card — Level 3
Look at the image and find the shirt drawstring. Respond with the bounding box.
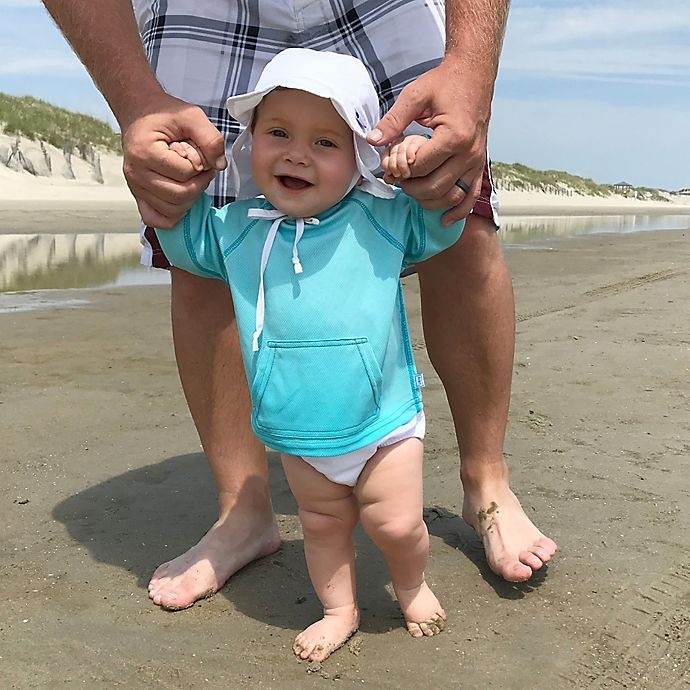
[246,208,319,352]
[292,221,305,274]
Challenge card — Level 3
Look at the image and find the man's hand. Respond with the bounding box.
[367,58,490,225]
[122,93,227,228]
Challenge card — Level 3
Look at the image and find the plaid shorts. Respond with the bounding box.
[134,0,499,267]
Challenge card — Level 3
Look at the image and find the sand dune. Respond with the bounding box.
[0,131,130,202]
[2,131,689,215]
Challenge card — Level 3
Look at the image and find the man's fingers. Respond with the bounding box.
[131,167,214,204]
[401,156,470,203]
[125,142,200,184]
[441,203,473,227]
[156,147,208,179]
[441,195,476,226]
[441,173,483,226]
[400,161,482,220]
[137,198,179,230]
[130,169,215,224]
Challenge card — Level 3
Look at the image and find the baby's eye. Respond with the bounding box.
[270,129,288,138]
[317,139,335,148]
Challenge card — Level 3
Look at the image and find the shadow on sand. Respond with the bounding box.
[53,452,407,634]
[53,453,549,635]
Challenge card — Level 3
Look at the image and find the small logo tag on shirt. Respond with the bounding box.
[414,373,425,389]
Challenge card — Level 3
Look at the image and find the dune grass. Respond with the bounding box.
[492,161,669,202]
[0,92,120,153]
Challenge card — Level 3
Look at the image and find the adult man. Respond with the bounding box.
[42,0,556,610]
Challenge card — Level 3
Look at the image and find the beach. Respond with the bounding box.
[1,176,689,688]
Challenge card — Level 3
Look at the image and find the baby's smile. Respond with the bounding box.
[278,175,313,191]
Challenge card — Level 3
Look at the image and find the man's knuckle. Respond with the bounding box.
[429,180,447,198]
[168,187,188,205]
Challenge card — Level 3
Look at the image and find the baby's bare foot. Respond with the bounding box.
[462,482,558,582]
[148,513,281,610]
[395,581,446,638]
[293,605,360,662]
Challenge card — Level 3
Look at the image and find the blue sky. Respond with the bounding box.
[0,0,688,190]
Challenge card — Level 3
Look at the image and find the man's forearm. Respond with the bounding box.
[42,0,164,128]
[444,0,511,98]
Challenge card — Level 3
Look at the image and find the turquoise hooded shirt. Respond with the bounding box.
[156,187,464,457]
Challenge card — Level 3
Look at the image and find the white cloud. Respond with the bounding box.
[511,1,690,43]
[503,0,690,82]
[0,55,83,76]
[0,4,88,78]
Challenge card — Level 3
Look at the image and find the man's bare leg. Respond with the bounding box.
[148,270,281,610]
[417,215,557,582]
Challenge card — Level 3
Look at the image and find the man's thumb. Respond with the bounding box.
[367,90,419,146]
[184,117,227,171]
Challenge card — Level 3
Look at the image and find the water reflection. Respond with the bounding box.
[0,214,687,294]
[0,233,168,293]
[501,213,690,246]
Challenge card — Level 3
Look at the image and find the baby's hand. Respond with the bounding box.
[169,140,208,173]
[380,134,427,184]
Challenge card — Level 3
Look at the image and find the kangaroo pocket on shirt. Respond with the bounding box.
[251,338,383,440]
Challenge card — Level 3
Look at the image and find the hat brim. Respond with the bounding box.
[226,87,277,125]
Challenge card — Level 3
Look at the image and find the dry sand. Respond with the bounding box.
[1,193,689,688]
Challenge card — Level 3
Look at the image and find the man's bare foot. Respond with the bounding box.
[147,511,281,610]
[293,605,360,662]
[395,580,446,638]
[462,480,558,582]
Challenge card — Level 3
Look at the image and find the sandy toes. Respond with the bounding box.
[395,580,447,638]
[148,516,281,610]
[462,485,558,582]
[293,606,360,662]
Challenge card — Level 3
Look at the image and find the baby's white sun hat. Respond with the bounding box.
[226,48,394,200]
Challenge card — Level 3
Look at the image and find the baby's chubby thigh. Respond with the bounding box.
[280,453,360,535]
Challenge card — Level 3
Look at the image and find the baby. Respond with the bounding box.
[157,48,465,662]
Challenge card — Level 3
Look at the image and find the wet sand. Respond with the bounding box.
[1,209,689,688]
[0,199,140,235]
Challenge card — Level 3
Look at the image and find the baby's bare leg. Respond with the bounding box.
[356,438,446,638]
[281,454,360,662]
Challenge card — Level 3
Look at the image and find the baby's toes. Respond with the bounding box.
[406,621,425,638]
[424,615,446,636]
[407,615,445,638]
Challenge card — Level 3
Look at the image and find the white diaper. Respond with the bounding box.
[301,412,426,486]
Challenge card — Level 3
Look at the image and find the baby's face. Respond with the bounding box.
[251,89,359,218]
